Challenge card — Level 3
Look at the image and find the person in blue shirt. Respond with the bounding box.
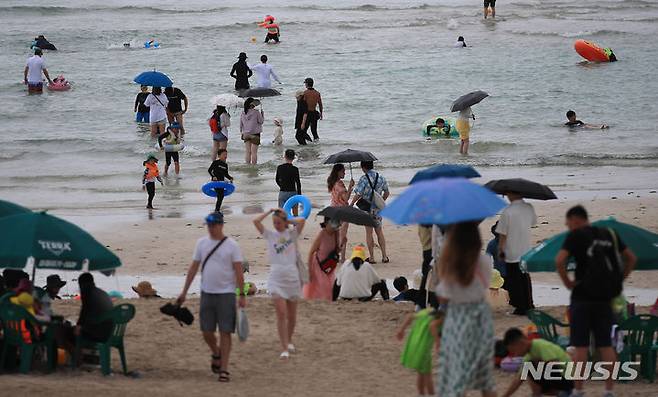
[486,222,507,278]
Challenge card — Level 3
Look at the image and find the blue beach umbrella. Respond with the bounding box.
[380,178,506,225]
[133,70,173,87]
[409,164,481,184]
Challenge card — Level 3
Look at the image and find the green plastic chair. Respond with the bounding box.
[0,303,56,374]
[74,303,135,376]
[527,309,570,349]
[617,314,658,382]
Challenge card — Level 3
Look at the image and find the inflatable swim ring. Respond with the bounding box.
[283,194,312,220]
[144,40,160,49]
[421,116,460,138]
[202,181,236,197]
[574,40,609,62]
[500,356,524,372]
[154,143,185,152]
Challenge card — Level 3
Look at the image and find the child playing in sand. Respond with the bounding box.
[272,117,283,145]
[142,154,163,209]
[396,308,444,397]
[564,110,609,129]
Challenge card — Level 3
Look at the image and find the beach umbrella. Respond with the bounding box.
[409,164,481,184]
[237,87,281,98]
[324,149,378,178]
[485,178,557,200]
[521,218,658,272]
[380,178,506,225]
[318,206,377,227]
[0,199,31,218]
[133,70,173,87]
[0,212,121,274]
[210,94,244,109]
[451,90,489,112]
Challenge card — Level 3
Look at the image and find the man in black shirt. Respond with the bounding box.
[134,85,150,123]
[165,86,188,134]
[564,110,608,129]
[555,205,636,396]
[231,52,252,91]
[275,149,301,215]
[208,148,234,212]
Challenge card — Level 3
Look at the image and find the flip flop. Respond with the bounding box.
[218,370,230,382]
[382,257,390,263]
[211,354,221,374]
[365,257,377,264]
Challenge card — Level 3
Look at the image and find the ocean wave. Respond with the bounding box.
[508,28,629,38]
[0,5,231,15]
[290,3,434,12]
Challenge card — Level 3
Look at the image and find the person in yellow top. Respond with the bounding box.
[455,106,473,155]
[10,279,38,316]
[501,328,574,397]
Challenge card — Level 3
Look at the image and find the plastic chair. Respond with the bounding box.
[0,304,56,374]
[617,314,658,382]
[74,303,135,376]
[527,309,570,349]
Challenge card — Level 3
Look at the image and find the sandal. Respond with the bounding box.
[218,370,230,382]
[365,257,377,264]
[279,351,290,360]
[382,256,390,263]
[211,354,221,374]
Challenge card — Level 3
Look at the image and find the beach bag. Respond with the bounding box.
[237,308,249,342]
[581,228,623,300]
[366,173,387,210]
[316,232,340,274]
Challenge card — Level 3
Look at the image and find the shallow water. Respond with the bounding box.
[1,0,658,213]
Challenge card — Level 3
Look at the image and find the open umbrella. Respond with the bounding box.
[324,149,378,178]
[210,94,245,109]
[521,218,658,272]
[318,206,377,227]
[380,178,506,225]
[451,90,489,112]
[133,70,173,87]
[409,164,480,184]
[485,178,557,200]
[0,199,31,218]
[0,212,121,275]
[237,87,281,98]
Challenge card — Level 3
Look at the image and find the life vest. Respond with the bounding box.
[265,23,279,35]
[209,116,220,133]
[144,163,160,180]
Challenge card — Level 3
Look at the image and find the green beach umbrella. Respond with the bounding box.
[521,217,658,272]
[0,211,121,271]
[0,199,31,218]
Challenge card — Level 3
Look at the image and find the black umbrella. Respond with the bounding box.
[237,88,281,98]
[318,206,377,227]
[485,178,557,200]
[324,149,378,178]
[451,90,489,112]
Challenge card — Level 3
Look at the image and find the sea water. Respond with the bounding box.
[1,0,657,219]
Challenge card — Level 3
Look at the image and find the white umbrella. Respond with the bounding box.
[210,94,244,109]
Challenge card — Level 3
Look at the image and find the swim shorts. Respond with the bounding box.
[200,292,236,333]
[242,133,261,146]
[456,119,471,140]
[135,112,150,123]
[165,151,179,166]
[265,33,280,43]
[484,0,496,7]
[151,119,166,126]
[27,82,43,93]
[213,132,228,142]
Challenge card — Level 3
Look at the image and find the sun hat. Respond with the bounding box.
[490,269,505,289]
[351,245,367,261]
[238,52,248,59]
[132,281,159,297]
[46,274,67,290]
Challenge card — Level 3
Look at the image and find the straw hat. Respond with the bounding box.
[132,281,158,297]
[490,269,505,290]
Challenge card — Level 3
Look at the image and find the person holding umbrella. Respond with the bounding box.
[240,98,264,164]
[451,91,488,155]
[350,161,390,264]
[230,52,252,91]
[144,86,169,137]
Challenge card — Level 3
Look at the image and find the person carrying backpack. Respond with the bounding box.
[555,205,636,397]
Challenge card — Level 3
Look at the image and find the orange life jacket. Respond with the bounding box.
[144,163,160,180]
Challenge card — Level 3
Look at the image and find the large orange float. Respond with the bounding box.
[574,39,610,62]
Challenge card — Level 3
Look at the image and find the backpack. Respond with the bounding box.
[581,227,623,300]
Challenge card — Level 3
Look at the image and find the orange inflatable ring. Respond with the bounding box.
[574,39,609,62]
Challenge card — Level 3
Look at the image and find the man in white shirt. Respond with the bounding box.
[496,192,537,315]
[24,48,52,93]
[177,212,245,382]
[335,245,389,301]
[250,55,281,88]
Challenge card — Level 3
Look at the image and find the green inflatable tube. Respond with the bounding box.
[421,116,460,139]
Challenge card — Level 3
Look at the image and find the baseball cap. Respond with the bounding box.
[205,212,225,225]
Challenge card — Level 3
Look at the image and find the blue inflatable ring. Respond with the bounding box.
[283,194,312,219]
[202,181,235,198]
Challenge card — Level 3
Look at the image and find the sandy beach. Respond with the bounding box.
[2,196,656,396]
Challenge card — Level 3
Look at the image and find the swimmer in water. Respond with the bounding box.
[123,42,130,48]
[454,36,467,48]
[425,118,451,137]
[565,110,609,130]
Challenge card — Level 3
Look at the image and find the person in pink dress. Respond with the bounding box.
[327,164,354,260]
[303,217,341,301]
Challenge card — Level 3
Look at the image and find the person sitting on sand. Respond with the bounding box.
[333,245,389,301]
[501,327,574,397]
[565,110,608,129]
[132,281,161,298]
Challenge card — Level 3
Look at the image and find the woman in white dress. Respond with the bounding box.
[253,208,306,359]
